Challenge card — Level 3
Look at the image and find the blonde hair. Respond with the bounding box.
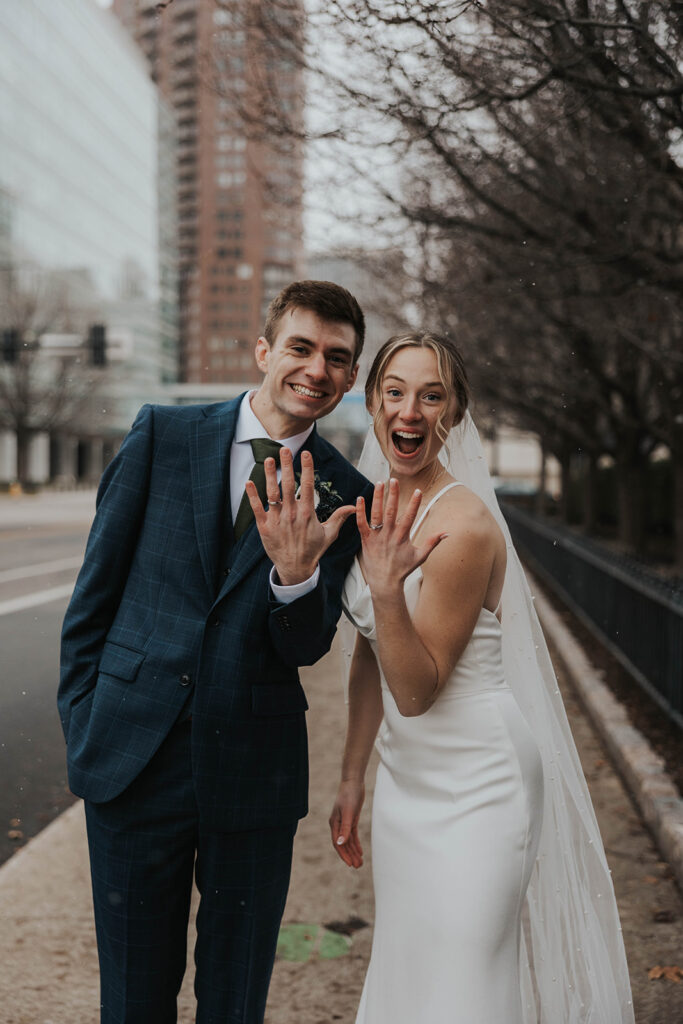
[365,331,470,444]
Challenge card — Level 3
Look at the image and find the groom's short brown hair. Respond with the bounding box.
[263,280,365,362]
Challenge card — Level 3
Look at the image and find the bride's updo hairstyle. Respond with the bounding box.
[365,332,470,446]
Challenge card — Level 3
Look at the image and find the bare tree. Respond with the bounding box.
[0,264,104,486]
[199,0,683,561]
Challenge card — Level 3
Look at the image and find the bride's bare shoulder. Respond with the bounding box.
[420,485,504,550]
[426,483,493,525]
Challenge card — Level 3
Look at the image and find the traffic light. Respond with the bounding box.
[89,323,106,366]
[1,329,18,364]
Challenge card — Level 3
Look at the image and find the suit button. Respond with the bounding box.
[210,617,220,627]
[179,673,192,687]
[223,567,230,576]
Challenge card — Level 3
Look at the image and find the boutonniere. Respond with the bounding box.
[295,472,344,522]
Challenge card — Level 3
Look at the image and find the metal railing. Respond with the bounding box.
[502,503,683,729]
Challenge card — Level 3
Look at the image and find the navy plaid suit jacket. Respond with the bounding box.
[59,396,371,831]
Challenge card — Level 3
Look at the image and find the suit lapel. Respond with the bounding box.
[190,398,240,595]
[215,426,337,603]
[215,517,265,602]
[295,426,336,489]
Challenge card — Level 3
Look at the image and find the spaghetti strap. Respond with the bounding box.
[411,481,463,537]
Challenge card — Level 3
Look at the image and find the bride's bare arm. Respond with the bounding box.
[329,633,383,868]
[359,480,500,717]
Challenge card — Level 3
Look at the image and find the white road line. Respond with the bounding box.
[0,556,82,584]
[0,584,75,617]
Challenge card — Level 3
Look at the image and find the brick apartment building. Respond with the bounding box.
[112,0,304,384]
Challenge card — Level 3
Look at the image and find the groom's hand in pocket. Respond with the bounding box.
[246,447,356,586]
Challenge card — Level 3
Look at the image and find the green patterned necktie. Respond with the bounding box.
[233,437,283,539]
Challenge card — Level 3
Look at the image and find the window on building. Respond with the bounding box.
[213,10,236,26]
[216,171,246,189]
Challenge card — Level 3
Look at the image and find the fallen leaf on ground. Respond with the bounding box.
[647,965,683,983]
[652,909,676,924]
[7,829,24,841]
[642,875,660,885]
[324,916,369,936]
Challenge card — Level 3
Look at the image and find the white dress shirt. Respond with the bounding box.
[230,392,320,603]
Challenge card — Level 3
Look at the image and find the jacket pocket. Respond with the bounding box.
[97,641,146,682]
[251,683,309,716]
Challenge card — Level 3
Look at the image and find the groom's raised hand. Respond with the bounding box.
[245,447,356,586]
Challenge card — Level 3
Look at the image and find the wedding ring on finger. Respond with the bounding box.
[370,522,384,531]
[267,499,282,508]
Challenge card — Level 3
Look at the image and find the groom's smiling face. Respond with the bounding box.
[251,307,358,438]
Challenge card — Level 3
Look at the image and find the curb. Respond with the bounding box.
[0,799,83,884]
[532,580,683,892]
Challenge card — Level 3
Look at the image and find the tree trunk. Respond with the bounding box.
[582,453,599,535]
[673,427,683,573]
[535,441,547,517]
[615,450,646,554]
[15,429,32,487]
[558,452,571,523]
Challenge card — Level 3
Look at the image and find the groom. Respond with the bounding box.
[59,280,371,1023]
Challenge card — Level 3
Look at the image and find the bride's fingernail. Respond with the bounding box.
[337,836,345,845]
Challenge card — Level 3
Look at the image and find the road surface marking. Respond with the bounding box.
[0,584,75,617]
[0,556,82,584]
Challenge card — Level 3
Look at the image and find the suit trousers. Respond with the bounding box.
[84,717,297,1024]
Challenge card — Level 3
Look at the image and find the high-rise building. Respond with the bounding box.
[112,0,305,384]
[0,0,178,484]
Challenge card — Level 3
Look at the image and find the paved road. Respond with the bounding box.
[0,493,94,864]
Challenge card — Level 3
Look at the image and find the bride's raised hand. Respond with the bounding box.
[357,479,446,596]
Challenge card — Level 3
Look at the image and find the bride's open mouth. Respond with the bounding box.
[392,430,425,456]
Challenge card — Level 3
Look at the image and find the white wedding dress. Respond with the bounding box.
[342,483,545,1024]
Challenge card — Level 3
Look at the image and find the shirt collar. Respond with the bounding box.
[235,391,314,456]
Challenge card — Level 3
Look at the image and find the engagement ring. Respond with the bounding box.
[370,523,384,531]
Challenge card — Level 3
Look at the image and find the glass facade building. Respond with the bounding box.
[0,0,178,482]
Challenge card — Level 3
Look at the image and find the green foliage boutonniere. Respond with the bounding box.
[295,472,344,522]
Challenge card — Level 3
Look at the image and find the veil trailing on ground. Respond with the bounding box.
[343,411,634,1024]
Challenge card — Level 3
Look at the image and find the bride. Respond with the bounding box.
[329,332,634,1023]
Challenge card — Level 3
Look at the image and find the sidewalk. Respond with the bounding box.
[1,586,682,1023]
[0,489,97,531]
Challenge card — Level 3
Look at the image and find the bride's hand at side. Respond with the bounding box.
[357,479,446,596]
[329,779,365,869]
